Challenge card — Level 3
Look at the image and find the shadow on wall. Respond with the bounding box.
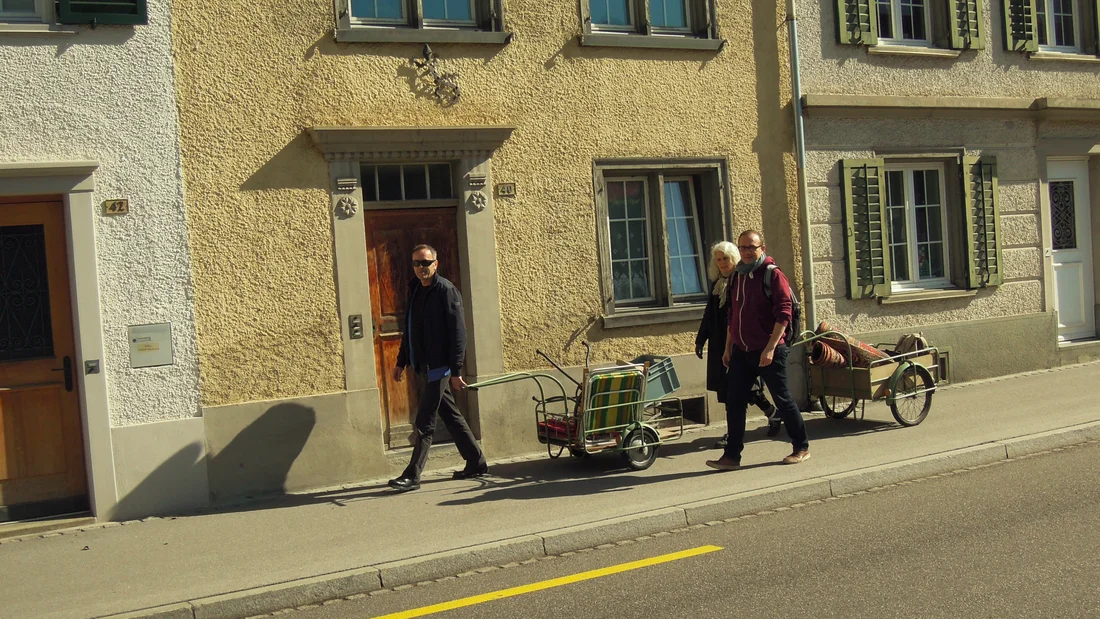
[240,133,329,192]
[111,404,316,520]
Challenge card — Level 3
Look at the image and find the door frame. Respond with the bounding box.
[310,127,514,448]
[0,161,118,519]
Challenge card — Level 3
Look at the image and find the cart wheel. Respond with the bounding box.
[889,364,935,426]
[819,395,859,419]
[621,427,660,471]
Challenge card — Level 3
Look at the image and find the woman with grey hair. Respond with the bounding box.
[696,241,780,448]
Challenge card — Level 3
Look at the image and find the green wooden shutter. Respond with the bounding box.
[949,0,984,49]
[963,156,1005,288]
[58,0,147,24]
[1002,0,1038,52]
[836,0,878,45]
[841,159,892,299]
[1093,0,1100,54]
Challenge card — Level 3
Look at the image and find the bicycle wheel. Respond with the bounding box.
[889,364,934,426]
[819,395,859,419]
[621,427,660,471]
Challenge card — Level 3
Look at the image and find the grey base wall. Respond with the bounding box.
[110,418,210,521]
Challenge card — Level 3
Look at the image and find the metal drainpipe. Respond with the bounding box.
[786,0,816,332]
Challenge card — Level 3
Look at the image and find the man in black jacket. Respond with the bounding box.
[387,244,487,492]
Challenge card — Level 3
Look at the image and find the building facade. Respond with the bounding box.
[168,0,800,506]
[0,0,203,521]
[798,0,1100,387]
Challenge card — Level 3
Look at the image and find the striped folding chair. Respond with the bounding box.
[579,366,647,441]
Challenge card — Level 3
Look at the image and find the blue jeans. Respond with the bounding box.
[724,344,809,461]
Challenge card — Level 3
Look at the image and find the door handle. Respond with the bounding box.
[51,356,74,392]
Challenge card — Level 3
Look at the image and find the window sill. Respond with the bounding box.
[602,305,705,329]
[0,23,78,36]
[867,44,961,59]
[1029,51,1100,64]
[878,288,977,305]
[335,28,511,45]
[578,33,724,51]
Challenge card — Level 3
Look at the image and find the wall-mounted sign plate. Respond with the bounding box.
[104,199,129,216]
[128,323,174,368]
[495,183,516,198]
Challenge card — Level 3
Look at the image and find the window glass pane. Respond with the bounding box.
[1037,0,1049,45]
[625,181,646,218]
[610,222,628,260]
[361,166,378,202]
[912,170,926,205]
[886,171,904,207]
[627,221,648,259]
[915,206,929,243]
[377,166,402,201]
[428,164,452,199]
[423,0,445,19]
[1052,0,1074,46]
[877,0,893,38]
[424,0,473,21]
[351,0,403,19]
[923,169,939,206]
[900,0,925,39]
[927,242,945,278]
[630,260,651,298]
[608,181,626,220]
[664,180,703,296]
[0,225,55,361]
[650,0,686,28]
[592,0,630,26]
[0,0,36,12]
[403,165,428,200]
[613,262,631,300]
[891,245,909,281]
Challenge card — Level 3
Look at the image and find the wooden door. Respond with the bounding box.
[365,208,462,447]
[0,196,87,522]
[1049,160,1096,342]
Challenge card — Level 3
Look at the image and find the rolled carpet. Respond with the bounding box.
[815,320,891,368]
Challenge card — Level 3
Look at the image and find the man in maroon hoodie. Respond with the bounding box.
[706,230,810,470]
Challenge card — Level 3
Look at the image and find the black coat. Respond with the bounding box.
[396,274,466,375]
[695,281,729,402]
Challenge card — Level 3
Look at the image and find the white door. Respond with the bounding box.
[1048,159,1096,342]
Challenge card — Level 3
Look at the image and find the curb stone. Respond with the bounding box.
[97,420,1100,619]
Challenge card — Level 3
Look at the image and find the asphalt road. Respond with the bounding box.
[285,441,1100,619]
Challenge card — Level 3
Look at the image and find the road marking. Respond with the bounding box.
[373,545,723,619]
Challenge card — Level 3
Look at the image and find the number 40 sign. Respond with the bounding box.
[103,199,129,216]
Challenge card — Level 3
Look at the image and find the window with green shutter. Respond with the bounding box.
[1008,0,1100,55]
[58,0,147,25]
[839,155,1006,300]
[836,0,984,49]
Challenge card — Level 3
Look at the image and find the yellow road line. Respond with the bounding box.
[373,545,723,619]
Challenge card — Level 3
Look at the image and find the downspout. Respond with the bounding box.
[786,0,816,332]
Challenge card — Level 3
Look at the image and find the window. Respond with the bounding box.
[1035,0,1079,50]
[336,0,508,43]
[884,166,950,289]
[836,0,983,49]
[595,161,728,317]
[0,0,39,21]
[0,0,147,24]
[580,0,722,49]
[360,163,455,205]
[875,0,931,44]
[839,156,1003,300]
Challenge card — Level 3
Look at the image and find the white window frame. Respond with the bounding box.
[0,0,50,23]
[348,0,407,25]
[662,176,708,299]
[875,0,934,46]
[590,0,693,35]
[606,176,658,304]
[1035,0,1081,53]
[885,163,952,291]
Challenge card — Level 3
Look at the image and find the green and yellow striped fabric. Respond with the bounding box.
[584,370,645,432]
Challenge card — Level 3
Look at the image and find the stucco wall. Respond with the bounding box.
[171,0,798,405]
[799,0,1100,99]
[0,3,201,427]
[804,116,1047,335]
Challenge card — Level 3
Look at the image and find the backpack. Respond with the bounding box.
[762,264,802,345]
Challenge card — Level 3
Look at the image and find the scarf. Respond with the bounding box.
[736,252,767,276]
[712,273,732,308]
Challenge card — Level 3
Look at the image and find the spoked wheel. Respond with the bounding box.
[620,427,660,471]
[819,395,859,419]
[888,364,935,426]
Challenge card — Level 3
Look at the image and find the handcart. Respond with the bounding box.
[792,330,939,426]
[466,342,685,471]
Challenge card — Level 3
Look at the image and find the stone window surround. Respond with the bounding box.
[307,126,514,394]
[0,161,117,520]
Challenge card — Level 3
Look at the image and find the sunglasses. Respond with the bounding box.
[412,259,437,268]
[737,245,762,251]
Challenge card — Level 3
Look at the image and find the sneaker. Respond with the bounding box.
[705,455,741,471]
[781,450,810,464]
[712,434,728,450]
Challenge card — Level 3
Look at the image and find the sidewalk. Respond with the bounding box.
[3,362,1100,619]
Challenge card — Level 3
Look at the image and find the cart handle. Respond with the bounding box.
[536,349,582,388]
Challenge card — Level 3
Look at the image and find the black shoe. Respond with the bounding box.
[453,462,488,480]
[388,476,420,492]
[712,434,728,450]
[766,420,782,438]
